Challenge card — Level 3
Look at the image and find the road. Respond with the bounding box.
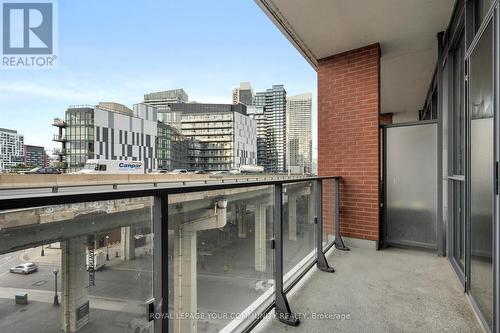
[0,191,316,332]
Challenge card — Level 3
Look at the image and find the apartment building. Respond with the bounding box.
[255,85,287,173]
[286,93,312,174]
[156,122,190,170]
[166,103,257,171]
[23,145,48,168]
[0,128,24,170]
[232,82,254,106]
[143,89,189,129]
[246,105,269,169]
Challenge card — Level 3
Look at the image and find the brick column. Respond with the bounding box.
[318,43,381,242]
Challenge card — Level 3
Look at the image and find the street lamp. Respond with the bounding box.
[105,235,110,261]
[53,268,59,306]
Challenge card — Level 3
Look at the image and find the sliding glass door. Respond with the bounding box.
[467,16,494,330]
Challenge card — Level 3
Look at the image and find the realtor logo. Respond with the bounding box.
[1,0,57,68]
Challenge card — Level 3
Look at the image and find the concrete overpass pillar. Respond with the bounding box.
[237,204,247,238]
[121,226,135,260]
[171,200,227,333]
[289,195,297,241]
[173,227,197,333]
[61,236,90,333]
[254,204,267,272]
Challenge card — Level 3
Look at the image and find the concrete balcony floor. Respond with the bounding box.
[253,239,484,333]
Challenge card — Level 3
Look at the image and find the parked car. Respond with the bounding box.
[149,169,168,174]
[169,169,188,174]
[27,167,61,174]
[10,263,38,274]
[211,170,228,175]
[253,279,274,293]
[194,170,207,174]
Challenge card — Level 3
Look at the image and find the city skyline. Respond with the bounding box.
[2,82,314,171]
[0,0,317,155]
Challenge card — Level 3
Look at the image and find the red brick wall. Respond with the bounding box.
[318,43,381,241]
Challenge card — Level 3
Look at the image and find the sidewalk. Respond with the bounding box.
[24,246,60,265]
[0,286,144,314]
[25,240,153,269]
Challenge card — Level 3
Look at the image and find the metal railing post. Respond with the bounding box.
[333,177,349,251]
[273,184,299,326]
[315,180,335,272]
[153,193,169,333]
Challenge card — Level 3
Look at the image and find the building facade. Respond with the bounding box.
[24,145,48,168]
[232,82,254,106]
[143,89,188,129]
[286,93,312,174]
[143,89,188,105]
[54,102,157,172]
[246,105,268,169]
[0,128,24,170]
[255,85,287,173]
[156,122,190,170]
[167,103,257,171]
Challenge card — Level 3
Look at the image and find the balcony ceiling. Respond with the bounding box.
[256,0,456,115]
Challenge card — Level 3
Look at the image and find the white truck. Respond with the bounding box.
[76,159,145,174]
[86,249,106,271]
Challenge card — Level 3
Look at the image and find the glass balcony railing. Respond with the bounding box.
[0,176,341,333]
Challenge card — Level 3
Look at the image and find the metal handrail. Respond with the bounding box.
[0,175,314,192]
[0,176,339,210]
[0,175,342,333]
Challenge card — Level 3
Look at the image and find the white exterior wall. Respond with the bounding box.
[233,112,257,169]
[286,93,312,174]
[93,104,157,172]
[0,129,24,170]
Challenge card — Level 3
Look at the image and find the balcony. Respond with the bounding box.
[0,175,486,333]
[52,134,67,142]
[0,176,337,333]
[53,148,66,155]
[0,0,498,332]
[252,1,499,332]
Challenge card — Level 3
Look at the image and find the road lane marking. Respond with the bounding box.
[109,267,152,273]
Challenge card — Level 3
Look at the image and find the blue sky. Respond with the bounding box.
[1,0,316,154]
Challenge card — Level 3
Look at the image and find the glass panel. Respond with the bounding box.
[282,181,316,289]
[453,32,465,175]
[452,180,465,266]
[386,124,437,248]
[469,20,493,329]
[168,186,274,332]
[0,197,154,333]
[322,179,336,250]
